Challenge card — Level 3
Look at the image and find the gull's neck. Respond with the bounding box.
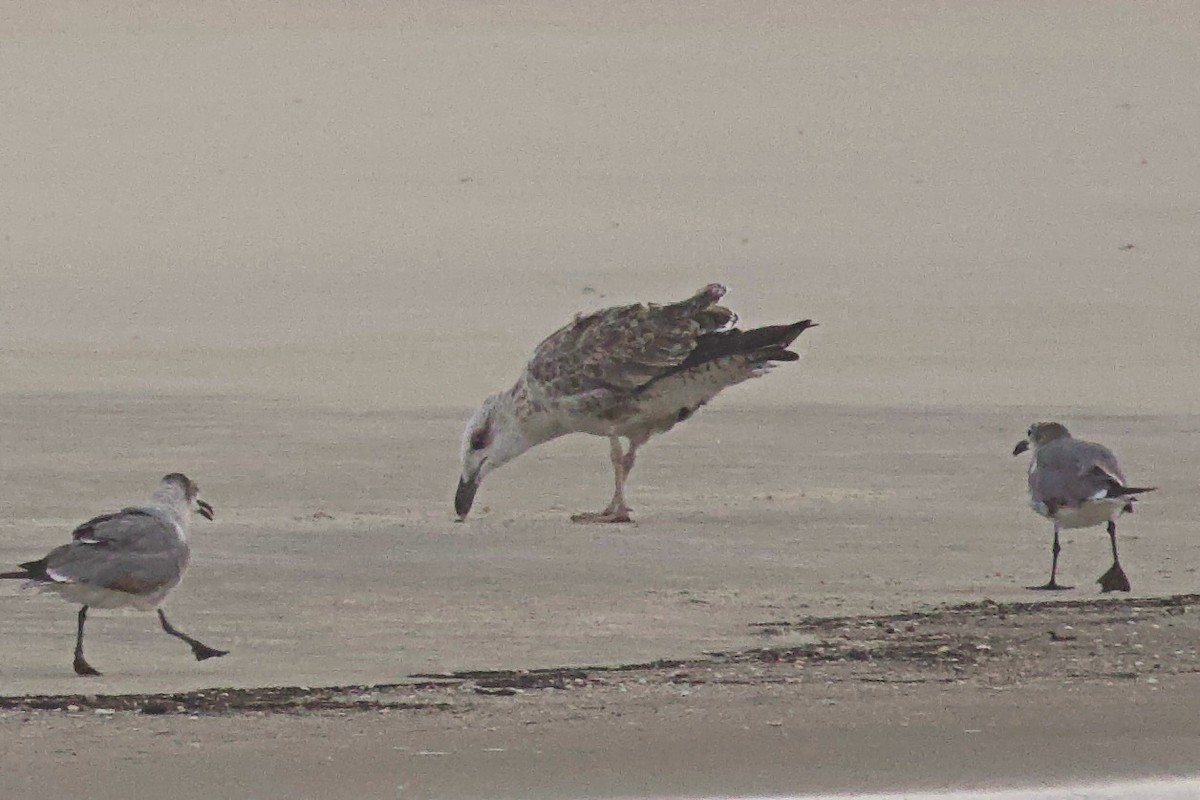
[508,378,571,447]
[147,484,191,529]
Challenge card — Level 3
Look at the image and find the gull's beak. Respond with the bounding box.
[455,473,479,520]
[197,499,216,520]
[1012,439,1029,456]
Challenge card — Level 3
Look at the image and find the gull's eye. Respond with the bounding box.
[470,427,490,452]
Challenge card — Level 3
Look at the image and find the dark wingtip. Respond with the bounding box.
[1114,485,1157,497]
[3,557,49,581]
[783,319,816,342]
[762,320,817,363]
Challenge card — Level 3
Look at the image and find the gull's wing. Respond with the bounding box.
[40,508,190,594]
[524,284,735,398]
[1031,439,1128,510]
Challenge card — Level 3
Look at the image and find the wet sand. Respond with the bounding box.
[4,596,1200,798]
[3,1,1200,797]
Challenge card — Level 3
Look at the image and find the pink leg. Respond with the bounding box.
[571,437,639,523]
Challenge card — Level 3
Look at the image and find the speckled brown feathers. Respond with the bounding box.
[456,283,816,521]
[525,283,736,396]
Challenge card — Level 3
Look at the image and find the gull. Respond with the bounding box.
[456,283,816,522]
[1,473,227,676]
[1013,422,1155,593]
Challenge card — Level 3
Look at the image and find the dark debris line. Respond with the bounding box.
[749,593,1200,633]
[0,684,455,715]
[2,593,1197,717]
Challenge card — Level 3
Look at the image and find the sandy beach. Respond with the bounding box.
[2,2,1200,797]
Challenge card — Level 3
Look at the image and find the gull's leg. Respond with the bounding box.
[572,436,635,524]
[73,606,102,677]
[158,609,229,661]
[1028,522,1073,591]
[607,439,642,516]
[621,440,640,483]
[1097,519,1131,593]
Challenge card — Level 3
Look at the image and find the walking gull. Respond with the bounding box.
[1013,422,1155,593]
[1,473,228,676]
[456,283,816,522]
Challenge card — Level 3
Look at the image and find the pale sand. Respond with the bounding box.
[2,1,1200,796]
[765,785,1200,800]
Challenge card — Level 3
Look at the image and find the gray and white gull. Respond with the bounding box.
[1013,422,1155,593]
[456,283,816,522]
[1,473,227,676]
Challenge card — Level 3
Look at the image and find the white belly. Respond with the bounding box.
[1039,498,1125,529]
[613,360,764,438]
[35,581,167,611]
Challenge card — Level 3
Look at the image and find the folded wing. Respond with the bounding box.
[39,508,189,595]
[1032,440,1147,509]
[525,284,739,397]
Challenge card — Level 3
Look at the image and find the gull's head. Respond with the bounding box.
[456,392,529,520]
[1012,421,1071,456]
[160,472,215,521]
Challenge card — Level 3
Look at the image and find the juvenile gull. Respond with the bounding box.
[1013,422,1155,593]
[456,283,815,522]
[1,473,227,676]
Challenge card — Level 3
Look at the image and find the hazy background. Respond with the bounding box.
[3,1,1197,413]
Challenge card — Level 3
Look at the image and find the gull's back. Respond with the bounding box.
[35,506,191,609]
[1030,437,1127,525]
[525,285,736,401]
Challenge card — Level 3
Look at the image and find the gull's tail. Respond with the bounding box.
[1,559,48,581]
[1101,478,1155,514]
[1109,485,1156,498]
[682,319,817,368]
[1090,465,1157,501]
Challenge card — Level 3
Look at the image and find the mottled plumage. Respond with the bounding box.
[525,284,737,396]
[1,474,227,676]
[457,284,816,522]
[1013,422,1155,592]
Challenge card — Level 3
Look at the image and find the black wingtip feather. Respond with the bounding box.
[1108,485,1157,498]
[2,558,47,580]
[680,319,816,370]
[7,558,50,580]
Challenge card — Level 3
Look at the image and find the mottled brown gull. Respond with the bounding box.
[456,283,816,523]
[1013,422,1155,593]
[1,473,227,676]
